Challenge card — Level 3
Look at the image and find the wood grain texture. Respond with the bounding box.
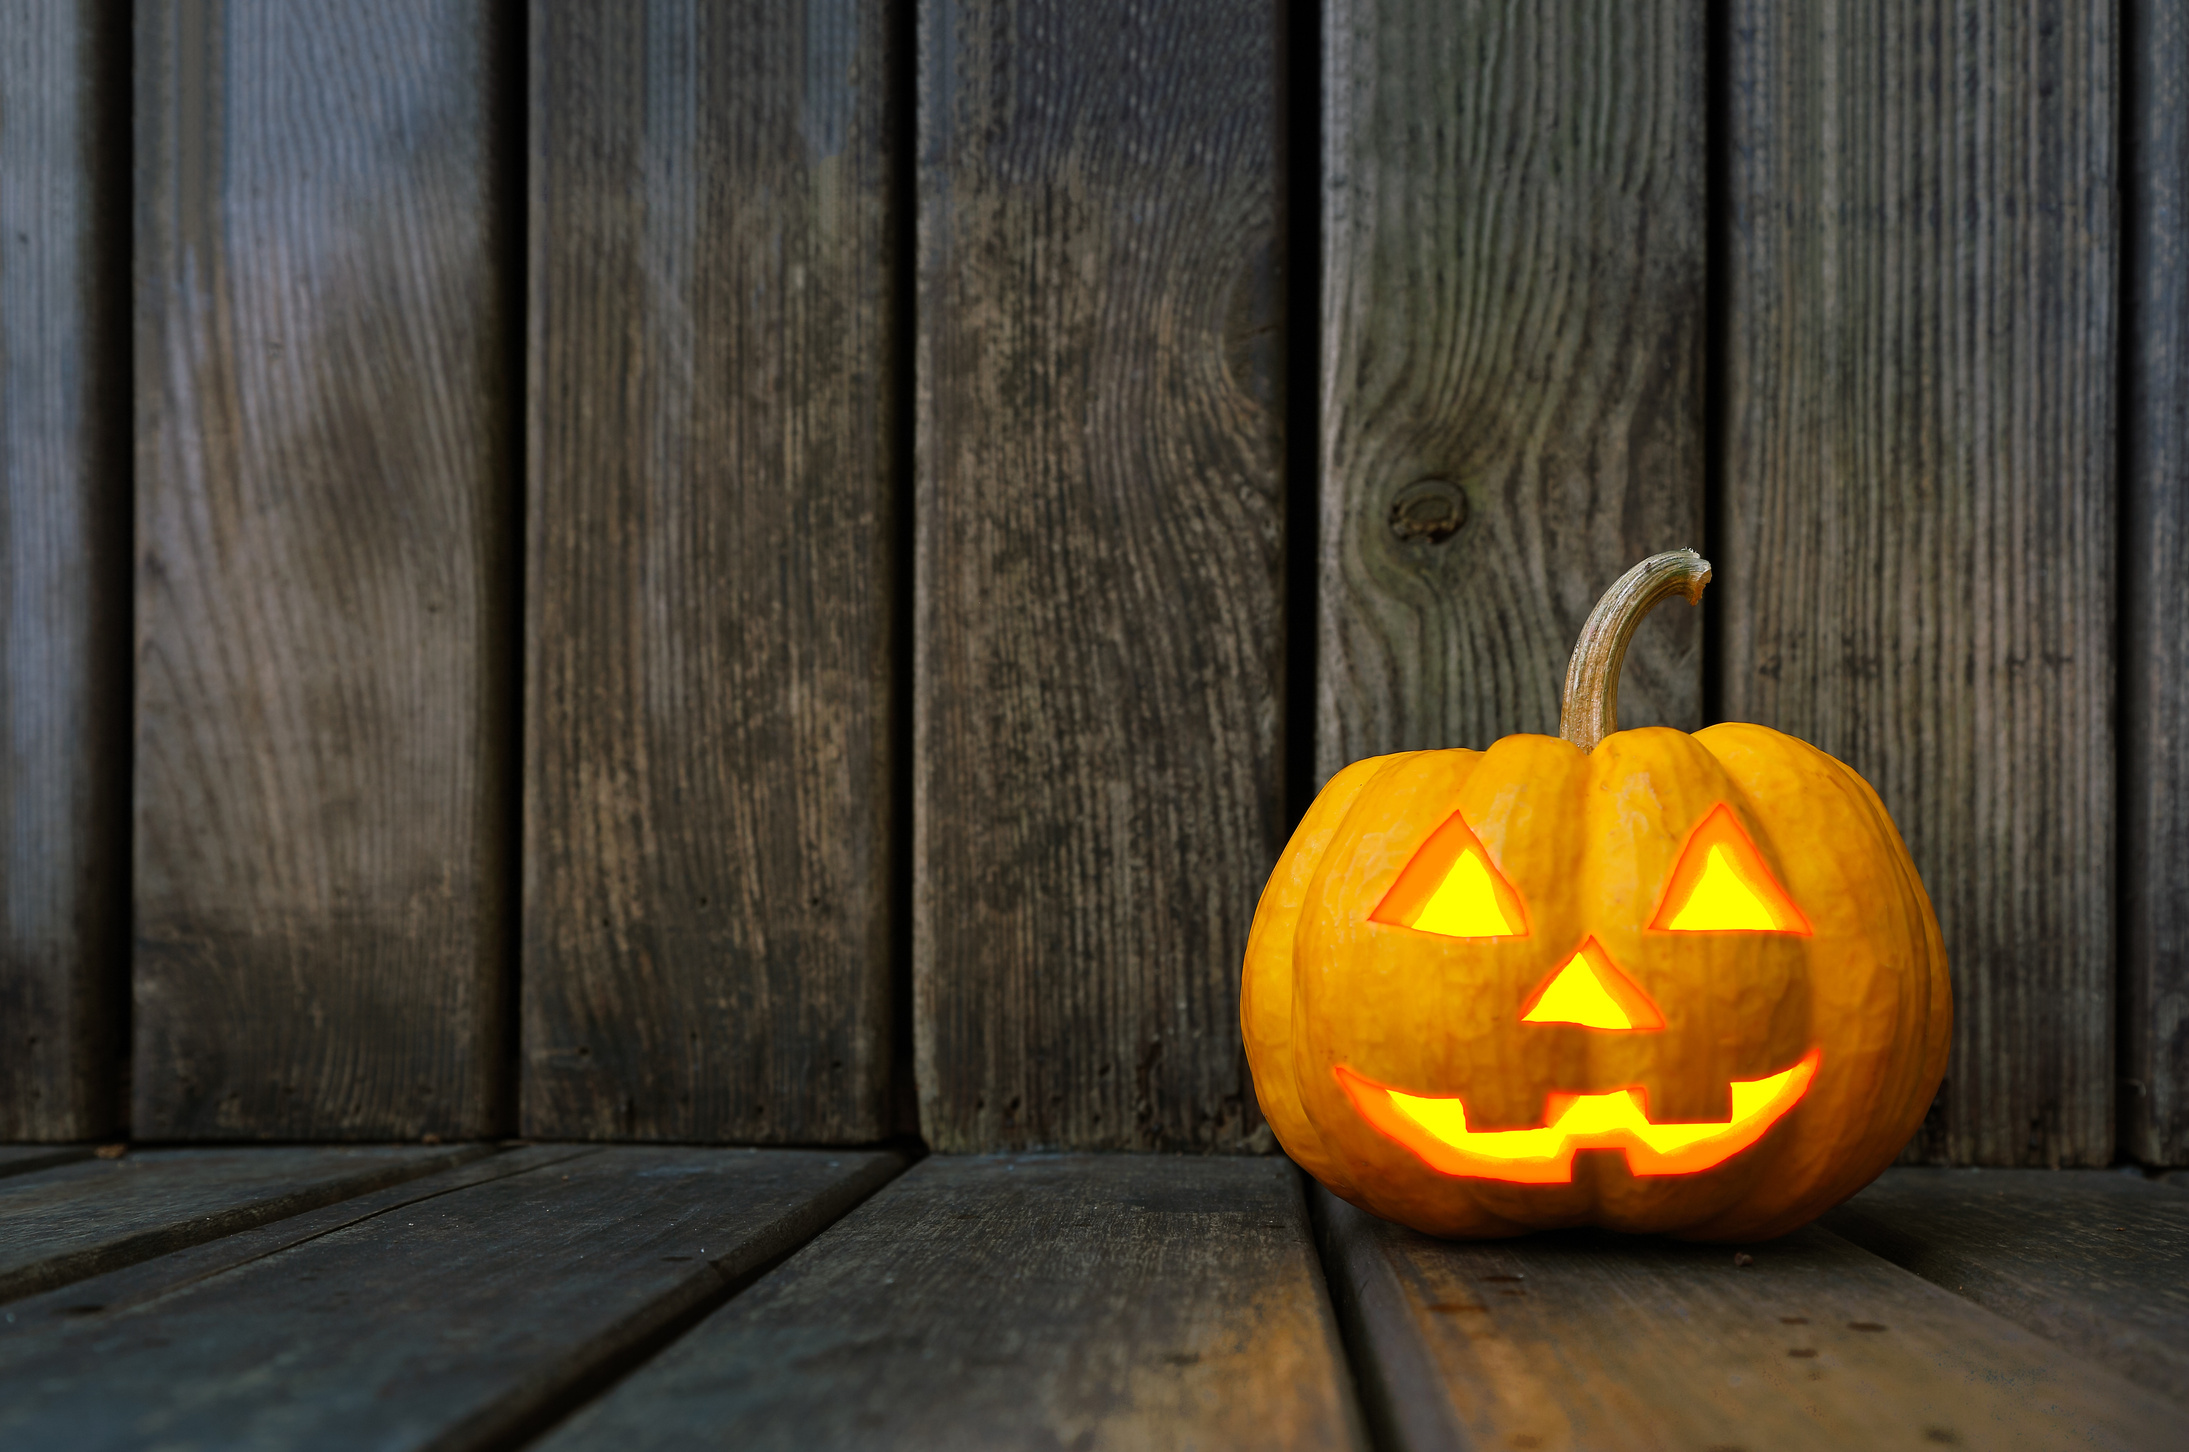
[1314,1183,2182,1451]
[0,1144,595,1332]
[1318,0,1706,773]
[1822,1168,2189,1404]
[0,1143,486,1304]
[0,1147,903,1452]
[915,0,1288,1152]
[540,1155,1364,1452]
[0,1146,93,1181]
[523,1,901,1144]
[2123,0,2189,1168]
[0,0,128,1141]
[1721,3,2117,1165]
[133,0,516,1139]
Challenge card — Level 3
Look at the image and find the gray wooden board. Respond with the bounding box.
[524,1,902,1143]
[1317,0,1705,769]
[0,1146,94,1181]
[0,1146,904,1452]
[0,1144,593,1331]
[0,0,129,1140]
[0,1144,488,1303]
[539,1154,1365,1452]
[1822,1168,2189,1405]
[915,0,1288,1153]
[133,0,515,1138]
[2124,0,2189,1166]
[1315,1184,2182,1451]
[1721,2,2117,1164]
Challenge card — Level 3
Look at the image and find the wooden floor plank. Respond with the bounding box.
[0,1147,95,1182]
[539,1155,1364,1451]
[1316,1184,2180,1452]
[0,1147,902,1451]
[0,1144,489,1303]
[0,1144,594,1331]
[1822,1168,2189,1404]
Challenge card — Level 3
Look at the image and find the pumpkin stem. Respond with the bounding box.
[1558,549,1712,753]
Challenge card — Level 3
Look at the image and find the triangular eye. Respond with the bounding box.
[1649,804,1811,934]
[1371,811,1528,938]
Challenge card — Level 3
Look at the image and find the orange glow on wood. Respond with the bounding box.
[1334,1049,1821,1183]
[1649,804,1811,935]
[1371,811,1527,938]
[1519,939,1664,1030]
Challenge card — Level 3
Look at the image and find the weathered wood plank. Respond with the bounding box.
[1822,1168,2189,1404]
[0,1147,903,1451]
[1316,1184,2181,1451]
[1721,3,2117,1164]
[0,1146,94,1182]
[0,1143,593,1331]
[133,0,516,1138]
[1318,0,1706,771]
[2123,0,2189,1168]
[540,1155,1363,1451]
[524,2,902,1143]
[0,1144,488,1304]
[916,0,1288,1152]
[0,0,129,1141]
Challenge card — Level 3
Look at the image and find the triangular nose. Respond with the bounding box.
[1520,940,1665,1031]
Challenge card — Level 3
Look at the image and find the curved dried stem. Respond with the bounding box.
[1558,549,1712,753]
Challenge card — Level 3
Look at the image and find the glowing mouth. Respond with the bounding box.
[1334,1048,1821,1184]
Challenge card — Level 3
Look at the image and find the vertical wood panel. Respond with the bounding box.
[1722,1,2115,1164]
[134,0,513,1139]
[915,0,1287,1151]
[525,0,901,1142]
[2124,0,2189,1167]
[1319,0,1706,774]
[0,0,129,1141]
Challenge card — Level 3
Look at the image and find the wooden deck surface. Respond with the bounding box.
[0,1149,2181,1451]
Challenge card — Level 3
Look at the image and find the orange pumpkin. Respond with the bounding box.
[1242,551,1949,1240]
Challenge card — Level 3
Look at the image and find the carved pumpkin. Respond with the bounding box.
[1242,551,1950,1241]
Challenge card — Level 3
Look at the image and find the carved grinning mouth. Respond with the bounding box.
[1334,1048,1821,1184]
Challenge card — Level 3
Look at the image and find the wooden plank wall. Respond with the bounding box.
[0,0,2181,1168]
[1319,0,1706,767]
[523,1,901,1144]
[0,0,129,1141]
[132,0,515,1139]
[1721,0,2117,1165]
[2124,0,2189,1166]
[913,0,1289,1151]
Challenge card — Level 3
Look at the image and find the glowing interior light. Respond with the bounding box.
[1650,804,1812,935]
[1520,941,1665,1030]
[1372,811,1527,938]
[1333,1048,1821,1183]
[1667,845,1779,930]
[1413,848,1518,937]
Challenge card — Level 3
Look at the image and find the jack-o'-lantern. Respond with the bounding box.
[1242,551,1949,1241]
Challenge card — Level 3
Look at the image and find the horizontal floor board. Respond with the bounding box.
[0,1147,95,1181]
[1316,1184,2180,1451]
[0,1146,903,1451]
[0,1144,491,1303]
[540,1155,1365,1452]
[0,1144,596,1331]
[1822,1167,2189,1403]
